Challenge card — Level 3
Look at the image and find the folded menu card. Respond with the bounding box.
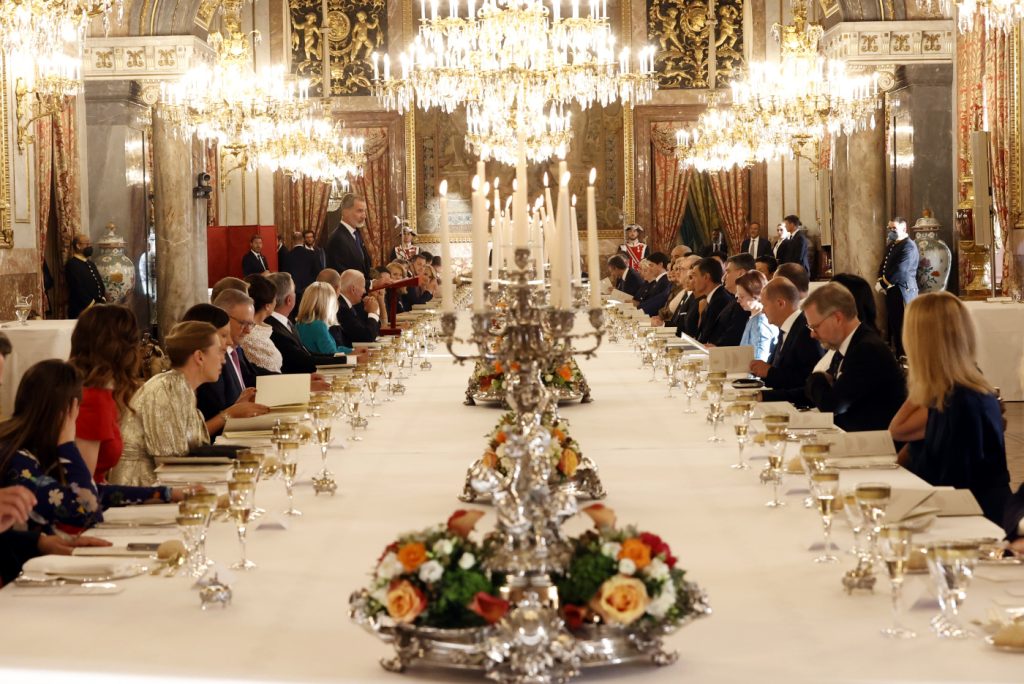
[255,373,311,408]
[99,503,179,527]
[885,487,982,522]
[709,346,755,374]
[819,431,896,459]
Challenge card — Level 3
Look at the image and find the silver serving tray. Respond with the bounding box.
[460,455,606,503]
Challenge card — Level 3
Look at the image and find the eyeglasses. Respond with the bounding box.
[229,315,256,330]
[806,312,835,332]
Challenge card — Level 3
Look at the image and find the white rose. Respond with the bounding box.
[618,558,637,576]
[545,374,554,382]
[370,586,388,606]
[646,588,676,618]
[376,552,403,581]
[432,539,454,557]
[645,558,670,581]
[458,552,477,570]
[495,444,506,459]
[601,542,622,559]
[418,559,444,584]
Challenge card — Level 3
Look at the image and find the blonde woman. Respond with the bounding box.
[295,282,354,355]
[889,292,1010,525]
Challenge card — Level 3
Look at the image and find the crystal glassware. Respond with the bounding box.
[729,402,753,469]
[183,492,217,569]
[800,443,829,508]
[926,541,977,639]
[175,508,206,578]
[842,492,867,558]
[878,525,916,639]
[707,382,724,443]
[762,432,787,507]
[762,412,790,435]
[855,482,891,560]
[682,362,699,414]
[227,478,256,570]
[810,468,840,563]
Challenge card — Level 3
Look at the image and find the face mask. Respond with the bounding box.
[887,230,898,241]
[82,246,94,258]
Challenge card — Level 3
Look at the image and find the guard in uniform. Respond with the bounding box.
[618,224,648,272]
[394,222,419,261]
[876,216,919,357]
[65,233,108,319]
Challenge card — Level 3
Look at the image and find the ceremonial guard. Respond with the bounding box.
[876,216,919,357]
[394,221,419,261]
[618,224,648,271]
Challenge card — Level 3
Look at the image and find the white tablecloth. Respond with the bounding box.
[965,300,1024,401]
[0,318,1018,683]
[0,319,76,415]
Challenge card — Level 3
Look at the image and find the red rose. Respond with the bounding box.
[639,532,677,568]
[468,592,509,624]
[447,509,485,538]
[562,604,587,631]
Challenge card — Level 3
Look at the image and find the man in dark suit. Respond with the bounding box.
[637,252,672,316]
[606,254,644,298]
[242,235,270,276]
[776,215,810,273]
[700,253,753,347]
[65,233,107,318]
[288,230,327,302]
[1005,485,1024,547]
[699,229,727,257]
[325,194,373,285]
[749,277,824,405]
[740,222,771,258]
[682,257,730,342]
[802,282,907,432]
[265,272,342,373]
[336,269,382,347]
[877,216,920,357]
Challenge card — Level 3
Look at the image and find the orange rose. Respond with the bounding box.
[482,450,498,469]
[386,579,426,624]
[551,428,566,443]
[581,503,616,530]
[493,361,504,374]
[397,542,427,572]
[495,431,507,444]
[447,509,485,538]
[557,364,572,381]
[589,575,649,626]
[558,448,579,477]
[467,592,509,624]
[510,362,521,372]
[618,538,652,570]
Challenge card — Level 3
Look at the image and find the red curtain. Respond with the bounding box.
[35,96,82,318]
[274,172,331,244]
[650,123,692,253]
[708,168,749,254]
[345,127,390,268]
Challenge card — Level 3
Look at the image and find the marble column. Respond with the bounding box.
[152,106,206,337]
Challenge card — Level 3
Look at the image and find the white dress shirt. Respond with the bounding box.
[812,325,859,375]
[747,237,760,256]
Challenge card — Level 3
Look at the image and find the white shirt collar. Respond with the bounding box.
[780,308,802,334]
[251,250,262,257]
[270,311,291,327]
[655,271,667,281]
[838,324,859,357]
[341,221,358,237]
[706,284,721,301]
[340,293,354,309]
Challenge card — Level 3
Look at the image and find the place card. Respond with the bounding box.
[256,373,311,408]
[818,430,896,459]
[708,346,754,374]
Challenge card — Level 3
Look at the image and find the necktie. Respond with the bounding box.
[769,329,785,367]
[749,238,757,255]
[353,228,364,251]
[258,253,266,269]
[827,350,844,378]
[229,348,244,389]
[697,298,709,327]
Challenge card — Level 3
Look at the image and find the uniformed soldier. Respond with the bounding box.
[618,224,647,271]
[876,216,920,357]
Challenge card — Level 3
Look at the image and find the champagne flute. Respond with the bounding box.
[926,541,977,639]
[879,526,916,639]
[682,362,699,414]
[763,432,787,507]
[366,371,382,417]
[184,492,217,568]
[729,402,753,469]
[343,385,364,441]
[810,469,840,563]
[707,382,724,443]
[227,479,256,570]
[175,507,206,578]
[800,444,829,508]
[762,412,790,435]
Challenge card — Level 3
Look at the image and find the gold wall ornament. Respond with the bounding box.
[289,0,325,96]
[647,0,712,89]
[714,0,745,86]
[0,54,14,248]
[326,0,386,96]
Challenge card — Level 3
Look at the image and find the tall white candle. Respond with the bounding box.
[491,179,502,282]
[513,129,529,248]
[570,194,582,286]
[587,168,600,308]
[556,171,572,309]
[532,197,546,282]
[471,168,487,313]
[438,181,454,312]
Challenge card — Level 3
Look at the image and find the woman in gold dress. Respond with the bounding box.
[108,322,225,486]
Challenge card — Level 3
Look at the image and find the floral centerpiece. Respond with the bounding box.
[466,357,590,406]
[556,505,706,634]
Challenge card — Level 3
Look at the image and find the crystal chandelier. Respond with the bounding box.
[160,0,313,157]
[371,0,655,163]
[949,0,1022,33]
[675,106,791,172]
[0,0,122,61]
[255,117,366,184]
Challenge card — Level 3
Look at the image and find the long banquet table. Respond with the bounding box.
[0,316,1021,683]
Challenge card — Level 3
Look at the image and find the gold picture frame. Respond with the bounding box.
[0,54,14,248]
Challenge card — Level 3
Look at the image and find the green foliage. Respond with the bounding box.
[424,566,493,628]
[557,550,617,606]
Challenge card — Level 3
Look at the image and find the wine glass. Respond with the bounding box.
[762,432,787,507]
[854,482,891,560]
[842,492,867,558]
[926,541,977,639]
[762,412,790,436]
[184,492,217,569]
[681,362,699,414]
[809,468,840,563]
[729,402,753,469]
[799,443,829,508]
[175,507,206,578]
[879,525,916,639]
[707,382,725,443]
[227,478,256,570]
[310,404,335,479]
[366,369,382,417]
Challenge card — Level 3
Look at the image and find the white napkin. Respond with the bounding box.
[100,503,180,526]
[22,555,136,577]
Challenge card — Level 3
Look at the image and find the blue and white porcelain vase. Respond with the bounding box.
[912,210,952,294]
[95,222,137,304]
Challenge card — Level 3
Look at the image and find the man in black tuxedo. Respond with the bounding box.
[683,258,730,342]
[265,272,342,373]
[65,233,107,318]
[740,222,771,258]
[654,254,699,327]
[288,230,327,302]
[637,252,672,316]
[776,215,810,273]
[336,269,382,348]
[606,254,644,298]
[876,216,920,357]
[699,253,753,347]
[1004,485,1024,547]
[325,194,373,285]
[699,229,727,257]
[803,282,907,432]
[749,277,823,405]
[242,235,270,276]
